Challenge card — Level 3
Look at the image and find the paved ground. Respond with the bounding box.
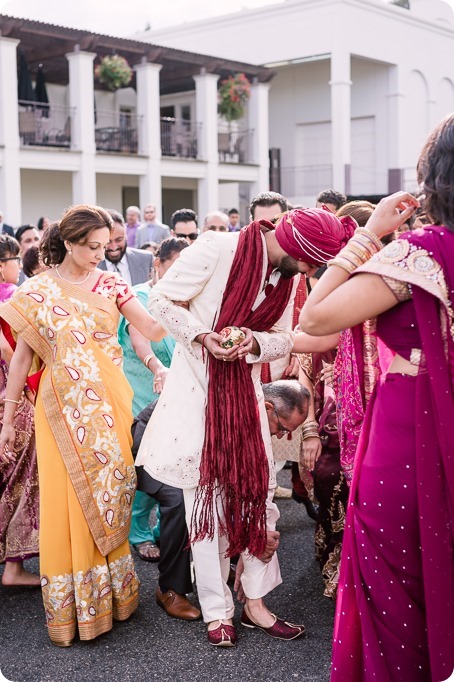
[0,471,334,682]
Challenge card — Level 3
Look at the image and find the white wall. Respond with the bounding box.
[96,173,139,213]
[148,0,454,196]
[20,169,72,224]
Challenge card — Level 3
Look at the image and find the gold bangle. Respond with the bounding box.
[302,432,320,441]
[4,398,20,404]
[355,227,382,251]
[143,353,155,369]
[327,259,356,274]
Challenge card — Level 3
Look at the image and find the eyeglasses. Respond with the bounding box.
[0,256,21,263]
[208,226,228,232]
[272,405,291,435]
[175,232,198,241]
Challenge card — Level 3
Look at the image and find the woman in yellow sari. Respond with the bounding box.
[0,205,165,646]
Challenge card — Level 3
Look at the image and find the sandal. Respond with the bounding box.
[132,541,160,563]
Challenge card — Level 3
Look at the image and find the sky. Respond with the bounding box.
[0,0,452,38]
[0,0,285,36]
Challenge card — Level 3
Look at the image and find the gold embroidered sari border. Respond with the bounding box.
[356,260,450,311]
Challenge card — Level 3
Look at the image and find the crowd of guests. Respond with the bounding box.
[0,114,453,681]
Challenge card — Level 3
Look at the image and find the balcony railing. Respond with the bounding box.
[218,126,254,164]
[160,118,201,159]
[18,101,73,148]
[95,110,142,154]
[280,164,333,197]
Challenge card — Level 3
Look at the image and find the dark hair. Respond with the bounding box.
[41,205,113,266]
[37,216,50,230]
[22,245,41,277]
[15,224,38,244]
[107,209,125,227]
[0,234,20,260]
[336,200,375,227]
[228,208,239,216]
[250,192,288,220]
[156,237,189,262]
[417,113,454,231]
[262,380,310,418]
[316,189,347,210]
[171,208,198,229]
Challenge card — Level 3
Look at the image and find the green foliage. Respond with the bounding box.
[95,55,133,92]
[218,73,251,122]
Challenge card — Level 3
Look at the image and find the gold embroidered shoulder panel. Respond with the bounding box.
[356,239,450,309]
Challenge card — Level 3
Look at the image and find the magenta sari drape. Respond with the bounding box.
[0,282,39,563]
[331,226,454,682]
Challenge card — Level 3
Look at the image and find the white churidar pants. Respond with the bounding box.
[183,487,282,623]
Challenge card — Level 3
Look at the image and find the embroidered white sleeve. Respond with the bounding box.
[246,330,293,364]
[149,297,210,357]
[148,234,221,356]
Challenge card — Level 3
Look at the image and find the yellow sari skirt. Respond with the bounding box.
[35,378,140,645]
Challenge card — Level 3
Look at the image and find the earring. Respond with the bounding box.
[67,249,72,255]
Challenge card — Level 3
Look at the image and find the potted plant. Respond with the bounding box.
[95,54,133,92]
[218,72,251,123]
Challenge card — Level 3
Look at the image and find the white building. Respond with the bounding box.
[146,0,454,205]
[0,16,273,226]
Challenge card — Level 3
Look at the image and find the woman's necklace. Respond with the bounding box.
[55,265,91,285]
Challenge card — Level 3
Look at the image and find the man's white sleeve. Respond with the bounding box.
[148,235,220,356]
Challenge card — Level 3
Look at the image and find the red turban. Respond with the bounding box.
[274,208,357,266]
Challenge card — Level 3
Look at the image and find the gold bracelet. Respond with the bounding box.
[302,432,320,441]
[4,398,20,404]
[327,259,356,274]
[143,353,155,369]
[355,227,382,251]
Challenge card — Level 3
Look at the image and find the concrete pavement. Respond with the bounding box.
[0,471,334,682]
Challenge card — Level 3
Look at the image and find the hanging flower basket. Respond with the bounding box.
[95,54,133,92]
[218,73,251,123]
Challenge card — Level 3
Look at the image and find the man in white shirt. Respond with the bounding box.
[136,205,170,247]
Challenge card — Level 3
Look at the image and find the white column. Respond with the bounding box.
[330,50,351,194]
[66,49,97,204]
[193,71,219,220]
[0,38,22,226]
[248,79,270,196]
[387,65,406,192]
[136,60,163,219]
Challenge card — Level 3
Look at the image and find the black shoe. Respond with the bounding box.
[292,491,319,521]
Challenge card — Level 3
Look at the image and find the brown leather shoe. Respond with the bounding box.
[156,588,201,621]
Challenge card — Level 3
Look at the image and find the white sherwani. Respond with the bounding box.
[136,229,295,622]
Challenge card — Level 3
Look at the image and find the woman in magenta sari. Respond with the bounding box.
[0,235,39,586]
[300,114,454,682]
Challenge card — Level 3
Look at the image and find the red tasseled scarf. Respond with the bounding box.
[190,221,294,557]
[260,273,307,384]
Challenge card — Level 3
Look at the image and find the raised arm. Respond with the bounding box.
[292,330,339,354]
[120,296,166,342]
[299,192,419,336]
